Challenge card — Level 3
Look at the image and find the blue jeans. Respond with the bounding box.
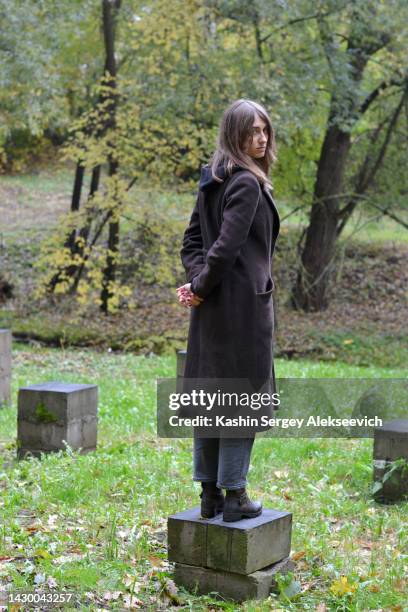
[193,436,255,489]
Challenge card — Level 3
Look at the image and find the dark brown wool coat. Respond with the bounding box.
[180,164,280,428]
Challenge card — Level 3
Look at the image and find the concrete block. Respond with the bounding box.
[17,419,68,449]
[176,349,186,378]
[168,506,292,575]
[0,353,11,375]
[18,382,98,421]
[0,374,11,405]
[0,329,12,354]
[65,415,98,448]
[0,376,11,408]
[374,419,408,461]
[0,329,12,406]
[17,381,98,459]
[174,556,294,602]
[373,419,408,502]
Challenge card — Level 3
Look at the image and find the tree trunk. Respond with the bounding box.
[47,161,85,292]
[291,116,351,310]
[67,161,85,252]
[69,164,102,294]
[100,0,121,314]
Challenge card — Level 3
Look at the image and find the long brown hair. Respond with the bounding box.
[208,99,277,191]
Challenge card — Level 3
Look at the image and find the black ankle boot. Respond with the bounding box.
[200,482,225,519]
[223,487,262,522]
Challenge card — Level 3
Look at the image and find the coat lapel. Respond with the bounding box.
[262,185,280,239]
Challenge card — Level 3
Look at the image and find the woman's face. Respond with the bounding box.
[243,114,268,159]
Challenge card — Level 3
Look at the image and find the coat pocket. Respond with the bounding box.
[255,276,274,296]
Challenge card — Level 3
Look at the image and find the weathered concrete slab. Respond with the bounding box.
[168,506,292,575]
[17,381,98,459]
[0,329,12,355]
[0,374,11,406]
[174,556,294,601]
[18,382,98,420]
[176,349,187,378]
[0,329,12,406]
[0,353,11,374]
[373,419,408,502]
[0,357,11,376]
[374,419,408,461]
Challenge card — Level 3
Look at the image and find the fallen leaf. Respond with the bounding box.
[47,576,58,588]
[123,593,143,608]
[291,551,306,561]
[356,539,373,550]
[123,574,141,592]
[160,577,182,605]
[148,555,162,568]
[103,591,122,601]
[274,470,289,479]
[392,579,407,592]
[26,525,42,534]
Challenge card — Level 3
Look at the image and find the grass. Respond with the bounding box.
[0,162,193,241]
[1,310,407,369]
[0,343,407,610]
[306,328,408,369]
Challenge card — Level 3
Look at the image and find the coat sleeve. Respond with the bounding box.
[180,192,206,283]
[190,173,261,298]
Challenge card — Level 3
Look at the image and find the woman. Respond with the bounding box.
[177,99,280,522]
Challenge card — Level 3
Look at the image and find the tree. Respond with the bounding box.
[290,1,408,311]
[14,0,404,315]
[0,0,101,168]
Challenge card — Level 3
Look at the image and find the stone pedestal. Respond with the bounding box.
[17,381,98,459]
[176,349,187,378]
[174,557,294,602]
[373,419,408,502]
[168,505,293,601]
[0,329,12,407]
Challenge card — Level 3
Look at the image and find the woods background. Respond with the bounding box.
[0,0,407,366]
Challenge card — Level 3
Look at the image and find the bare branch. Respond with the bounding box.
[260,6,347,44]
[359,75,406,116]
[366,202,408,230]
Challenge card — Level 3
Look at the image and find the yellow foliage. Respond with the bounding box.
[33,0,249,310]
[330,576,357,596]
